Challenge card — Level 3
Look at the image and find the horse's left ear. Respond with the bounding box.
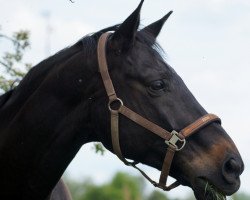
[110,0,144,53]
[141,11,173,39]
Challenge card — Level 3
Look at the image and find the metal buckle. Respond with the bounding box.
[165,130,186,151]
[108,98,123,112]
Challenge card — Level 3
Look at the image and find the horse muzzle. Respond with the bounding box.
[191,153,244,200]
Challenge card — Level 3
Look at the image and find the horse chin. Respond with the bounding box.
[191,178,227,200]
[192,177,226,200]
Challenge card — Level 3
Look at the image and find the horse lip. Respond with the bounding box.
[191,178,225,200]
[191,176,240,199]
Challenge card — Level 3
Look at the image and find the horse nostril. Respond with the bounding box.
[222,158,243,184]
[226,159,240,174]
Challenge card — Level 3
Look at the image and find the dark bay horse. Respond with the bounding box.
[0,1,244,199]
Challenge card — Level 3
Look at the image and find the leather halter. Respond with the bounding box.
[97,32,221,191]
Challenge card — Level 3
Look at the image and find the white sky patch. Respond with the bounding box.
[49,19,94,52]
[1,4,94,67]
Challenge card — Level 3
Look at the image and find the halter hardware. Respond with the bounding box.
[97,32,221,192]
[108,98,123,112]
[165,131,186,151]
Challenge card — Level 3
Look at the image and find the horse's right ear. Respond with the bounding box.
[140,11,173,39]
[110,0,144,54]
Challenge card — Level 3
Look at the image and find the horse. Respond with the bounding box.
[0,1,244,199]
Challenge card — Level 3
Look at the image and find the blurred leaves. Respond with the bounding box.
[92,143,106,155]
[0,28,31,93]
[65,171,250,200]
[65,172,169,200]
[232,192,250,200]
[147,191,169,200]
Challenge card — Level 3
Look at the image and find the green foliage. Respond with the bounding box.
[146,190,169,200]
[84,184,124,200]
[110,172,144,200]
[0,28,31,92]
[232,192,250,200]
[204,181,226,200]
[66,172,170,200]
[66,172,250,200]
[92,143,106,155]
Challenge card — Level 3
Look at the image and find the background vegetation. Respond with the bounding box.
[0,28,31,92]
[65,172,178,200]
[65,172,249,200]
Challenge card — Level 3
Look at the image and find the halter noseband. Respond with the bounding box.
[97,32,221,191]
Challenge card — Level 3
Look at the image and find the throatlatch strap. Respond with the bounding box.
[111,110,137,166]
[110,112,123,161]
[97,32,221,192]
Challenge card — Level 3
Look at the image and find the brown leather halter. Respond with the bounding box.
[97,32,221,191]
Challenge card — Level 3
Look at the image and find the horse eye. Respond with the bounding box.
[149,80,165,91]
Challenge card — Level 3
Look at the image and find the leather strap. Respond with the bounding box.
[159,146,176,187]
[119,106,173,141]
[180,113,221,138]
[97,32,221,192]
[97,32,117,101]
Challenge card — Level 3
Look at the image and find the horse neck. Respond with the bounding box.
[0,46,99,199]
[0,44,81,128]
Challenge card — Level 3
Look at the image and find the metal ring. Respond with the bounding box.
[108,98,123,112]
[175,139,186,151]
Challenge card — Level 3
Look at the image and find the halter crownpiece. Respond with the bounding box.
[97,32,221,191]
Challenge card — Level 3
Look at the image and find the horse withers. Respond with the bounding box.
[0,0,243,199]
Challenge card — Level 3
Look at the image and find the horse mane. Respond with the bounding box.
[80,24,165,64]
[0,24,163,110]
[0,25,120,111]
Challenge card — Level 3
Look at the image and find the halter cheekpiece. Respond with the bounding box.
[97,32,221,191]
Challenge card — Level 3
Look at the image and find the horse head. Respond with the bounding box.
[90,1,244,199]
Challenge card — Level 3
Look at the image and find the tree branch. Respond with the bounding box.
[0,34,17,44]
[0,60,9,68]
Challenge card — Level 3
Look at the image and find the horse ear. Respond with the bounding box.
[110,0,144,53]
[141,11,173,39]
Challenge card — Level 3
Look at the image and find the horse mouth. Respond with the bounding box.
[192,178,226,200]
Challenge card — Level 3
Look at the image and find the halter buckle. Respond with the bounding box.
[165,130,186,151]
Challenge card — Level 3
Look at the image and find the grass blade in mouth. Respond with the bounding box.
[204,181,226,200]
